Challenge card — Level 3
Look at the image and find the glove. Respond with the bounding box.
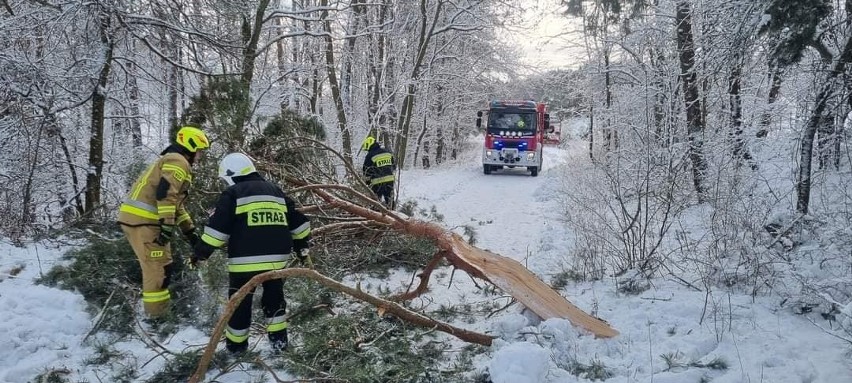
[154,223,175,246]
[184,228,200,247]
[294,249,313,267]
[183,254,199,270]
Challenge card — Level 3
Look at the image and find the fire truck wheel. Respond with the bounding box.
[483,164,492,175]
[530,167,539,177]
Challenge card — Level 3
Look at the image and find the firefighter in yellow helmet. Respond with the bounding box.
[117,126,210,318]
[361,136,395,209]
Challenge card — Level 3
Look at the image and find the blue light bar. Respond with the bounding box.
[490,100,537,109]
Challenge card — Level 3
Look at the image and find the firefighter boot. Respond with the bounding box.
[269,329,288,354]
[225,338,249,354]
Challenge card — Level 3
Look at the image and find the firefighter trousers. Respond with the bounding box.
[121,224,173,317]
[224,271,288,352]
[371,182,395,210]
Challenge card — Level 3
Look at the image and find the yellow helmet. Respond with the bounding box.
[176,126,210,153]
[361,136,376,151]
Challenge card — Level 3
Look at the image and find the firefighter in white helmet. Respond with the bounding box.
[192,152,312,354]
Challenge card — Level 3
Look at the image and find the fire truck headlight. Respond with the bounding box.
[486,150,493,158]
[527,152,535,160]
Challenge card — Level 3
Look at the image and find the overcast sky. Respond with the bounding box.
[499,0,588,72]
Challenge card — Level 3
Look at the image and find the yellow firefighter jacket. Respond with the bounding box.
[117,146,195,232]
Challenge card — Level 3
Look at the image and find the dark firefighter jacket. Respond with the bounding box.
[194,173,311,273]
[362,143,395,186]
[117,145,195,232]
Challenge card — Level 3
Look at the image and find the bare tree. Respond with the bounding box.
[84,8,115,214]
[675,1,708,202]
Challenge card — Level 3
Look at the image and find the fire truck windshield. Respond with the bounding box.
[487,112,536,133]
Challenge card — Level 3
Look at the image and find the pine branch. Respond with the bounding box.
[188,268,493,383]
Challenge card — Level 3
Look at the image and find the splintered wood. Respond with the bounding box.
[449,234,618,338]
[299,182,620,338]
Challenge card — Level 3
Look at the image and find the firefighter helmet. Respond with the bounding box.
[218,153,257,186]
[361,136,376,151]
[176,126,210,153]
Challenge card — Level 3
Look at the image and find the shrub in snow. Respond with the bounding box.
[37,232,210,337]
[555,145,690,279]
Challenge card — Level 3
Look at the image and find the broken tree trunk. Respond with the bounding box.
[295,182,619,338]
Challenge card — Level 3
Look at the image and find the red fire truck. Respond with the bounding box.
[477,100,549,177]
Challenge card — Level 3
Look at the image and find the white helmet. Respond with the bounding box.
[218,153,257,186]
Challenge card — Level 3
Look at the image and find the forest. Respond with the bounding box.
[1,0,851,382]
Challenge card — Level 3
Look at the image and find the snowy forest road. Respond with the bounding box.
[396,139,621,338]
[398,143,574,269]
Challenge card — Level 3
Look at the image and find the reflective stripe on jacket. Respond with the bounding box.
[117,145,194,232]
[195,173,311,273]
[362,144,395,186]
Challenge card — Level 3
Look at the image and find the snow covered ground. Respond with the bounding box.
[2,137,851,382]
[394,139,852,383]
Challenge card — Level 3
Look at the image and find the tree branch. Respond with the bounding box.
[188,268,493,383]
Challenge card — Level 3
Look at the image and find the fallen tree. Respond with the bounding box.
[189,139,620,381]
[293,181,619,339]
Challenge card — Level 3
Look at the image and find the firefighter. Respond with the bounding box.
[361,136,396,209]
[117,126,210,318]
[192,152,311,354]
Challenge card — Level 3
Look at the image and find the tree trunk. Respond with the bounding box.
[603,46,615,151]
[728,61,755,169]
[650,47,668,145]
[380,46,396,146]
[414,110,430,169]
[231,0,271,150]
[367,0,388,136]
[293,1,322,116]
[320,0,353,164]
[128,39,142,147]
[450,110,459,160]
[756,66,783,138]
[167,63,179,130]
[796,33,852,214]
[310,66,320,116]
[305,2,320,116]
[395,85,416,166]
[675,1,708,202]
[834,114,844,169]
[22,123,45,226]
[275,0,293,110]
[342,0,366,112]
[394,0,443,168]
[817,116,835,170]
[589,104,595,160]
[154,4,179,130]
[85,14,114,214]
[435,87,445,165]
